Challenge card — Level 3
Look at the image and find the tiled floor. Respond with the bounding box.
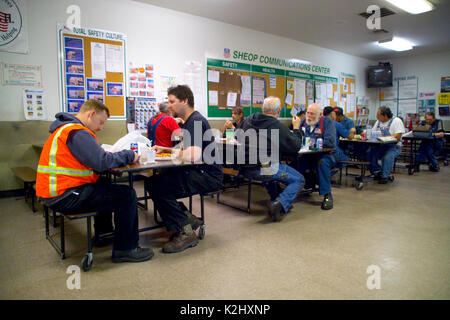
[0,165,449,299]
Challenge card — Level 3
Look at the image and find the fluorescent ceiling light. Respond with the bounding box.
[385,0,434,14]
[378,37,414,51]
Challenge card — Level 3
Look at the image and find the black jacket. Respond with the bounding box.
[240,113,302,160]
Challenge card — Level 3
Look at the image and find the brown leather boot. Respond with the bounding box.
[163,224,199,253]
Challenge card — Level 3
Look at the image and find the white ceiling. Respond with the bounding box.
[135,0,450,61]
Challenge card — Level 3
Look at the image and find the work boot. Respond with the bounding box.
[372,171,382,181]
[378,177,389,184]
[163,224,199,254]
[112,246,154,263]
[269,200,285,222]
[321,193,333,210]
[429,164,440,172]
[184,210,203,231]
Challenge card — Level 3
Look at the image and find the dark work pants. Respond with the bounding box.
[295,153,337,195]
[145,168,222,232]
[49,180,139,252]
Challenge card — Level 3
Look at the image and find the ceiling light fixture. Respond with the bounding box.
[385,0,434,14]
[378,37,414,51]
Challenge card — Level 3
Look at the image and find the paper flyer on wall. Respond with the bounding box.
[252,77,266,105]
[285,93,293,106]
[208,70,220,83]
[240,93,251,107]
[2,63,43,87]
[306,80,314,100]
[160,75,177,99]
[106,44,124,73]
[129,64,154,97]
[23,89,46,120]
[227,92,237,107]
[209,90,218,105]
[326,83,333,99]
[241,75,251,95]
[270,76,277,89]
[398,78,418,99]
[91,42,106,79]
[294,79,306,105]
[398,99,417,119]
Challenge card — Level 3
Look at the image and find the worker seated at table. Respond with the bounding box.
[296,103,337,210]
[323,106,356,163]
[145,85,223,254]
[220,106,245,136]
[368,106,405,184]
[147,101,180,148]
[36,100,153,263]
[239,96,304,222]
[333,107,355,131]
[416,112,445,172]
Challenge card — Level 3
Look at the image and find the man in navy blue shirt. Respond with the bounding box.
[296,103,337,210]
[323,106,355,162]
[333,107,355,131]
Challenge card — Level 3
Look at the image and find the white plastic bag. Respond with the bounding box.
[104,131,152,153]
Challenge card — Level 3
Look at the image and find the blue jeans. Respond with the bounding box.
[243,163,304,213]
[368,144,401,178]
[416,139,443,167]
[296,153,337,195]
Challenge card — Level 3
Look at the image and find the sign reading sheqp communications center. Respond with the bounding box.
[228,49,331,75]
[0,0,22,46]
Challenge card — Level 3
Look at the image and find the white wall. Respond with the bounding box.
[0,0,376,121]
[389,50,450,121]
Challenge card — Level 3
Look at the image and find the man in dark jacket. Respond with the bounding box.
[240,96,305,222]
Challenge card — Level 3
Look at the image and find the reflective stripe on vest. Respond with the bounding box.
[37,123,96,197]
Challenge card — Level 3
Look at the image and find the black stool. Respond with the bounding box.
[44,205,96,271]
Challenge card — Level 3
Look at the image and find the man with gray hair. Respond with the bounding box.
[296,103,337,210]
[240,96,305,221]
[147,101,180,148]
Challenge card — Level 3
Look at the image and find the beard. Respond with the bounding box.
[306,117,319,126]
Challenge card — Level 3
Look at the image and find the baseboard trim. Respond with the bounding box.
[0,189,25,198]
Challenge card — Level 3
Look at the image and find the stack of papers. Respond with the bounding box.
[376,136,398,143]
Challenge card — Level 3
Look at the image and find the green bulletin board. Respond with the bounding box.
[207,58,337,119]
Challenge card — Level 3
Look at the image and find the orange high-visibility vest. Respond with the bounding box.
[36,123,99,198]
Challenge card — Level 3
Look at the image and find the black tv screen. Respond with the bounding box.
[367,64,393,88]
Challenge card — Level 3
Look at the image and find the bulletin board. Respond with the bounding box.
[285,71,313,118]
[207,59,251,118]
[251,65,286,115]
[57,25,127,119]
[314,75,339,108]
[339,73,356,118]
[206,58,337,120]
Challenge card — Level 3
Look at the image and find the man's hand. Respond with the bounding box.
[350,128,357,134]
[151,145,172,154]
[224,120,234,129]
[132,152,140,164]
[292,115,301,130]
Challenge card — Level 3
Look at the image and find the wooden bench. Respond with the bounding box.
[11,166,37,212]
